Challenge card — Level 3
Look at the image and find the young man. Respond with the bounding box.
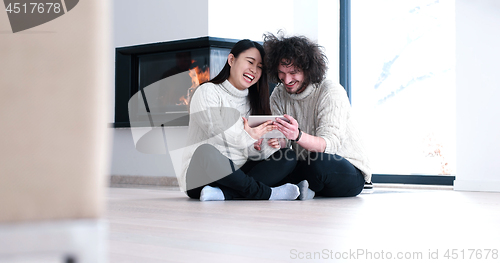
[263,32,372,199]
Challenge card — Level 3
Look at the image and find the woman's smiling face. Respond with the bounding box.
[227,47,262,90]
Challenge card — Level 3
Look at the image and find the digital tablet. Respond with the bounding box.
[247,115,289,138]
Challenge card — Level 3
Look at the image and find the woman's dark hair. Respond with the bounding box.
[209,39,271,115]
[263,32,328,87]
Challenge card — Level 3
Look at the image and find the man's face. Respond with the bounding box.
[278,62,306,94]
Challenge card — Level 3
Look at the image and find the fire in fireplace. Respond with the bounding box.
[182,62,210,106]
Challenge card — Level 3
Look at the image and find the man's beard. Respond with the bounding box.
[283,82,307,94]
[293,83,307,94]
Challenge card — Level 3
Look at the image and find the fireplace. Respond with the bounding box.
[114,37,239,128]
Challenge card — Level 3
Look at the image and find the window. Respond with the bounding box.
[345,0,456,184]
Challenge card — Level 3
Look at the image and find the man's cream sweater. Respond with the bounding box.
[270,80,372,182]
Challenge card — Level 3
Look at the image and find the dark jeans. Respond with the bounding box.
[278,152,365,197]
[186,144,297,200]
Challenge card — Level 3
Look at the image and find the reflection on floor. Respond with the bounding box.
[107,185,500,263]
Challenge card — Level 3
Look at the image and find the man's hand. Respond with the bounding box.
[274,114,326,152]
[274,114,300,141]
[243,117,275,140]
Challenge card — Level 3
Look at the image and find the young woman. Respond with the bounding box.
[180,39,299,201]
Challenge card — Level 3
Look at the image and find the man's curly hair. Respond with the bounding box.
[263,32,328,86]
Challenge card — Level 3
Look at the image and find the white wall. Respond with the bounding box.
[454,0,500,192]
[208,0,294,42]
[114,0,209,48]
[111,0,340,178]
[110,129,175,177]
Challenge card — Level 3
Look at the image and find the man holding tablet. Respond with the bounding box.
[247,115,289,139]
[262,32,372,199]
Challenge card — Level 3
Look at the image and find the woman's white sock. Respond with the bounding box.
[200,185,225,201]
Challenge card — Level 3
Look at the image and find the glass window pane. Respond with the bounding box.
[351,0,456,175]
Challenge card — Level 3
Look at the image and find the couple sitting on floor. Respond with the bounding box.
[179,32,371,201]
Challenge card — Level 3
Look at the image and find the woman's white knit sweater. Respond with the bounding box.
[179,80,278,192]
[270,80,372,182]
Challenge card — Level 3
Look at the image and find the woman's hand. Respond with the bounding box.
[254,138,264,151]
[242,117,275,140]
[268,138,287,149]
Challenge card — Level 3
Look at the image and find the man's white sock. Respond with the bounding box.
[269,183,300,200]
[297,180,315,200]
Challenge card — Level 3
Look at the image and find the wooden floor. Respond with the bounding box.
[106,186,500,263]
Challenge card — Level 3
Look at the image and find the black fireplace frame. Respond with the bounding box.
[114,36,240,128]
